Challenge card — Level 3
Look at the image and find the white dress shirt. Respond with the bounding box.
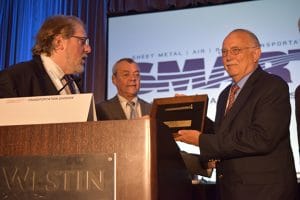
[117,95,141,119]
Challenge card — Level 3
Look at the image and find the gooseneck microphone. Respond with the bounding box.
[57,78,74,94]
[57,75,79,94]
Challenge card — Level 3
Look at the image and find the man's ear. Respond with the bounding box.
[253,47,261,63]
[53,34,65,51]
[112,74,117,86]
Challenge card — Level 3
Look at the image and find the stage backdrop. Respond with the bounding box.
[107,0,300,182]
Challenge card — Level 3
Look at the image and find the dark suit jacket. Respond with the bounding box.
[296,85,300,153]
[199,67,297,200]
[0,56,82,98]
[96,95,151,120]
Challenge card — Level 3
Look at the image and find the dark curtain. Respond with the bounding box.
[107,0,240,14]
[0,0,240,103]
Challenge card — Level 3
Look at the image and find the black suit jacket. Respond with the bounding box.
[96,95,151,120]
[0,56,82,98]
[296,85,300,154]
[199,67,297,200]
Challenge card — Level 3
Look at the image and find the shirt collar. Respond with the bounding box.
[118,95,138,105]
[235,71,254,89]
[41,54,65,79]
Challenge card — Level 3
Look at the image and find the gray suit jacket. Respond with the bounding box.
[96,95,151,120]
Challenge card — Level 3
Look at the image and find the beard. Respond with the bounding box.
[73,63,84,74]
[65,53,85,74]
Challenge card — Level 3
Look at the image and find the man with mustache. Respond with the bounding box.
[96,58,151,120]
[0,15,91,97]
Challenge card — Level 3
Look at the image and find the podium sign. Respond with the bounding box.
[0,153,116,200]
[0,93,96,126]
[151,95,208,133]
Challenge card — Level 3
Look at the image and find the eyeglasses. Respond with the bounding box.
[221,46,257,57]
[71,35,89,46]
[115,72,140,79]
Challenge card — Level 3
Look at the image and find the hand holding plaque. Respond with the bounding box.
[174,129,201,146]
[150,94,212,178]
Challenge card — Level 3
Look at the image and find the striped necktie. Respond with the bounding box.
[127,101,137,119]
[225,84,239,115]
[62,75,76,94]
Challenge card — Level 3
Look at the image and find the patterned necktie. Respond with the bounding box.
[225,84,240,115]
[127,101,137,119]
[62,75,76,94]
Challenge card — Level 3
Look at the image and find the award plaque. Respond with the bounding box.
[150,95,208,134]
[150,95,210,180]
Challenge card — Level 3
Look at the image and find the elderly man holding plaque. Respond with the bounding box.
[175,29,297,200]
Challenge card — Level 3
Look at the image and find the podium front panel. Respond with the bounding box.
[0,120,153,200]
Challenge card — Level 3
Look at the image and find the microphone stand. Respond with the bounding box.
[57,78,74,94]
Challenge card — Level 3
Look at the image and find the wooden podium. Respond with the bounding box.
[0,119,193,200]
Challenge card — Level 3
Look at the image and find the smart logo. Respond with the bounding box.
[138,49,300,94]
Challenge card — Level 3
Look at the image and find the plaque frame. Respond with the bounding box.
[150,95,208,134]
[150,95,209,180]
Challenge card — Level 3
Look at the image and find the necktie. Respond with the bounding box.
[62,75,76,94]
[225,84,239,115]
[127,101,137,119]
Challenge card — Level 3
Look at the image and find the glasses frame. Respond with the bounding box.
[114,71,141,79]
[71,35,89,46]
[221,46,258,57]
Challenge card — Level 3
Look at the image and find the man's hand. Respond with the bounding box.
[174,130,201,146]
[175,93,186,97]
[207,160,217,169]
[140,115,150,119]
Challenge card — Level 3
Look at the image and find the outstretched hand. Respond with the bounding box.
[174,130,201,146]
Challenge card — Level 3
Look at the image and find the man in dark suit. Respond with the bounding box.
[296,85,300,155]
[0,15,91,98]
[175,29,297,200]
[96,58,151,120]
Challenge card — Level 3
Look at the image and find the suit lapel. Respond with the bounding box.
[33,56,60,95]
[139,98,149,116]
[217,67,263,133]
[220,86,230,119]
[111,96,127,119]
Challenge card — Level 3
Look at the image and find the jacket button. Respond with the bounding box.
[218,174,224,179]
